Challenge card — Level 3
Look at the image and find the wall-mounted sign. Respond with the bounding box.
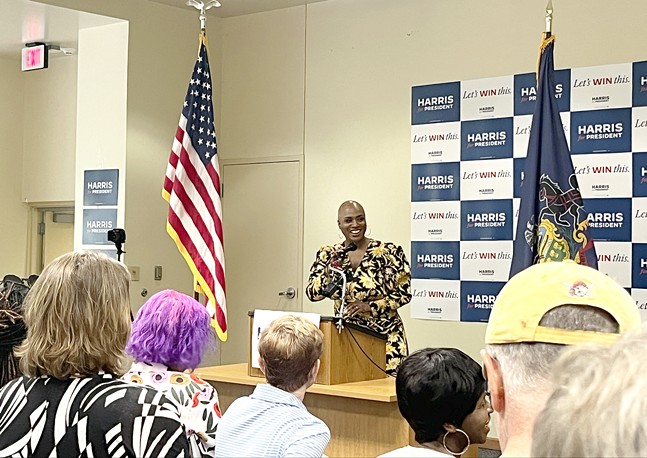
[84,169,119,206]
[82,208,117,245]
[21,44,48,72]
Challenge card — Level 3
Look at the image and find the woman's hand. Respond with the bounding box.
[345,301,371,316]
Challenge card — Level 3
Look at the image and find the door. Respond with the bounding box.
[42,210,74,266]
[27,206,75,275]
[216,159,302,365]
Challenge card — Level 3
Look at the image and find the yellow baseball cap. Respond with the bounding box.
[485,261,641,346]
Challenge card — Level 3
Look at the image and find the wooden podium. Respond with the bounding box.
[247,313,387,385]
[200,312,500,457]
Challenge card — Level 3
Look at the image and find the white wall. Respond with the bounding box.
[74,22,128,251]
[300,0,647,359]
[0,57,28,276]
[117,2,223,313]
[302,0,542,361]
[220,7,305,160]
[22,53,77,203]
[216,0,647,361]
[18,0,647,358]
[41,0,224,312]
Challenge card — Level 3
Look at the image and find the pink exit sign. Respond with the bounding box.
[21,44,48,71]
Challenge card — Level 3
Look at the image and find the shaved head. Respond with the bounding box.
[337,201,367,245]
[337,201,364,221]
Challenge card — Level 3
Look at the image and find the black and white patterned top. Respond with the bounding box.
[0,372,189,457]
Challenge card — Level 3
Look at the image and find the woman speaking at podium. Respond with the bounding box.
[306,200,411,375]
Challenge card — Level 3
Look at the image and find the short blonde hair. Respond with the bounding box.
[259,315,323,392]
[17,251,131,378]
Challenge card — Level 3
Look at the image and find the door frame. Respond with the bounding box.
[26,201,75,275]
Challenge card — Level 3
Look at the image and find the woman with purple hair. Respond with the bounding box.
[124,289,221,457]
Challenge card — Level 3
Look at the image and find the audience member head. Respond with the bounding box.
[396,348,491,456]
[126,289,215,372]
[17,251,131,379]
[481,260,640,456]
[0,276,32,385]
[258,314,324,393]
[532,325,647,457]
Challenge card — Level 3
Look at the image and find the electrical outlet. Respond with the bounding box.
[128,266,140,281]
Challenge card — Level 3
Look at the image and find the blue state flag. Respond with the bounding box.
[510,34,597,277]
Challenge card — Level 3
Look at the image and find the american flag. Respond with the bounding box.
[163,34,227,341]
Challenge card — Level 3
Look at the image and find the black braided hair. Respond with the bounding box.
[0,276,33,386]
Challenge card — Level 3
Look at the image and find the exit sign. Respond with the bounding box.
[22,44,48,72]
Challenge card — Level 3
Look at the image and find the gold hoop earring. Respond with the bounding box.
[337,230,344,240]
[366,227,372,237]
[442,429,470,456]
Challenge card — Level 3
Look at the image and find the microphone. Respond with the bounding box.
[322,243,356,298]
[339,242,358,256]
[330,243,357,269]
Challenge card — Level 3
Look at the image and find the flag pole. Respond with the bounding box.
[510,0,598,276]
[545,0,553,37]
[164,0,227,338]
[537,0,555,81]
[185,0,219,302]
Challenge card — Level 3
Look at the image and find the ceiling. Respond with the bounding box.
[146,0,327,18]
[0,0,120,59]
[0,0,326,60]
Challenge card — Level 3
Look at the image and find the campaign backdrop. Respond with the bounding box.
[411,60,647,322]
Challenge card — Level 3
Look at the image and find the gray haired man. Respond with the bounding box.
[481,261,640,457]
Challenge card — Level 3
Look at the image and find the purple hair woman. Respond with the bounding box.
[123,290,221,458]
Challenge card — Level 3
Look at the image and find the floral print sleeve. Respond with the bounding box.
[123,362,221,458]
[305,245,343,302]
[363,242,411,316]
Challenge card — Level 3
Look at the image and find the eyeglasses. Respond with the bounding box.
[482,361,492,406]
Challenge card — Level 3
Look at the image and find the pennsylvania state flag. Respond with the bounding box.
[510,34,597,277]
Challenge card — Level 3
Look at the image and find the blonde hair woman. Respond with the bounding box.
[0,251,189,457]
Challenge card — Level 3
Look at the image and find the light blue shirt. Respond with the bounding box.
[215,384,330,457]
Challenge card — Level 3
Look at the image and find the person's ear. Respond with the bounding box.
[311,359,321,380]
[442,423,457,433]
[258,357,266,375]
[480,349,504,413]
